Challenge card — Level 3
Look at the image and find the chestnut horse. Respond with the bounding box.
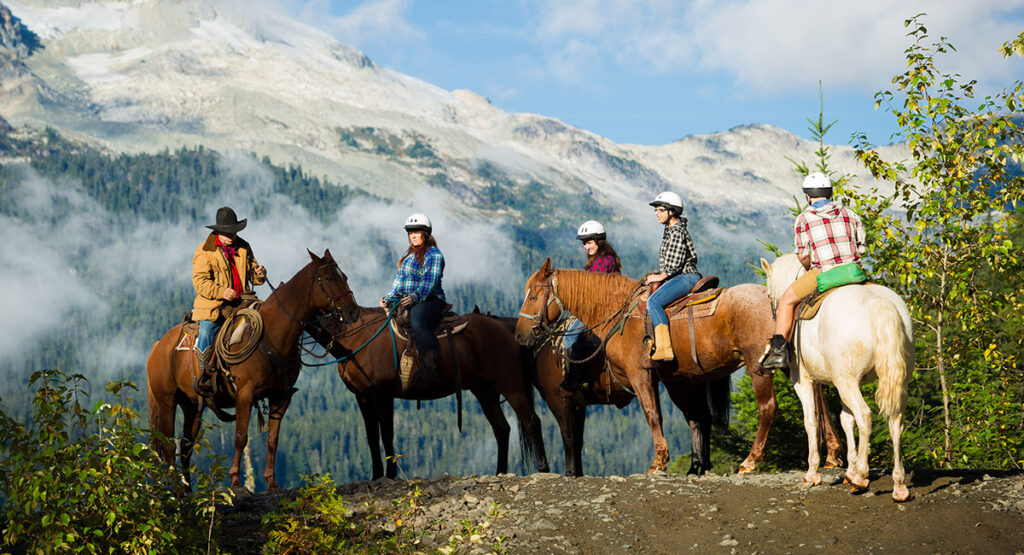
[515,259,842,474]
[147,250,360,489]
[310,305,550,480]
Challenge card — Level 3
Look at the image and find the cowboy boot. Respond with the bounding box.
[192,346,216,397]
[651,324,674,361]
[414,350,442,389]
[560,343,589,392]
[759,334,791,370]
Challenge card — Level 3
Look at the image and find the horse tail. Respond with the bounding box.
[708,375,731,435]
[871,296,912,419]
[517,344,539,473]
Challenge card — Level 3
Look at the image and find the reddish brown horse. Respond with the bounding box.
[515,259,841,474]
[147,249,360,488]
[309,306,550,480]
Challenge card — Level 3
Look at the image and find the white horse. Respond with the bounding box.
[761,254,914,502]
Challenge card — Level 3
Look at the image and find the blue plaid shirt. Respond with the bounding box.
[386,246,446,303]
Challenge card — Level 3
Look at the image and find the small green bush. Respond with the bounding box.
[0,370,229,553]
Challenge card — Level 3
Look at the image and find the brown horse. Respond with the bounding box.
[489,315,640,476]
[147,249,360,489]
[309,305,550,480]
[515,259,841,474]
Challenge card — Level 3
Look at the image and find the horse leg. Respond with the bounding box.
[179,398,202,486]
[816,384,844,468]
[148,388,177,468]
[570,403,586,477]
[792,376,822,487]
[889,410,909,502]
[230,387,255,489]
[740,370,777,473]
[378,392,398,479]
[630,370,669,472]
[502,387,550,474]
[549,393,576,476]
[665,382,711,475]
[472,387,511,474]
[839,405,858,483]
[355,393,385,480]
[263,390,296,490]
[834,379,872,492]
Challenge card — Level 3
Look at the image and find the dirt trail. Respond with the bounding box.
[222,468,1024,553]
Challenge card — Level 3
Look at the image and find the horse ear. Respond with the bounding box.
[308,248,321,263]
[760,258,771,276]
[540,257,552,277]
[322,248,333,261]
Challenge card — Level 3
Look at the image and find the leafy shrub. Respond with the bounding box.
[0,370,229,553]
[262,472,430,554]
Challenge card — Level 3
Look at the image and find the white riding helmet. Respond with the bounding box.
[404,213,432,234]
[649,191,684,212]
[802,172,833,196]
[576,220,607,242]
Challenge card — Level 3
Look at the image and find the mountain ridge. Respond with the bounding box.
[0,0,904,229]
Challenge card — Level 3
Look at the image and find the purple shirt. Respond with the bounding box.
[586,255,618,273]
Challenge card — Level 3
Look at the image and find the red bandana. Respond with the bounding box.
[216,235,244,293]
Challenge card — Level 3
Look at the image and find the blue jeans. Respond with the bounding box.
[562,315,587,352]
[196,319,221,353]
[647,273,702,327]
[410,297,445,355]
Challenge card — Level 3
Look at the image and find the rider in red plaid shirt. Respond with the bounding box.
[762,173,865,370]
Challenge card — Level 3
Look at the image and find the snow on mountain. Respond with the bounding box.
[0,0,904,230]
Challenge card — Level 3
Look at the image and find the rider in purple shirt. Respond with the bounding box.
[561,220,622,392]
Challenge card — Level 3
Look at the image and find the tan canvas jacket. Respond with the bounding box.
[191,233,265,321]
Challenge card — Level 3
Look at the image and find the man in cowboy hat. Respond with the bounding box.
[192,206,266,396]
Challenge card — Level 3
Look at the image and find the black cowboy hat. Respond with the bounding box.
[206,206,247,234]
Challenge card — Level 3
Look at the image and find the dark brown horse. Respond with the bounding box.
[309,306,550,480]
[515,259,841,474]
[147,250,360,488]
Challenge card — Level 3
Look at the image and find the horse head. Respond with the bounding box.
[515,257,565,347]
[307,248,360,323]
[760,253,806,312]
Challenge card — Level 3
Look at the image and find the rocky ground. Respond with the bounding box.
[221,468,1024,553]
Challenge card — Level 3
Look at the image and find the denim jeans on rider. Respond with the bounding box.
[410,296,446,355]
[562,315,587,352]
[647,273,702,327]
[196,319,222,353]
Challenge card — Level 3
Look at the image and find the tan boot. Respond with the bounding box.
[652,324,674,361]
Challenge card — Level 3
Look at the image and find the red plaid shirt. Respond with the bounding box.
[586,255,618,273]
[794,201,866,271]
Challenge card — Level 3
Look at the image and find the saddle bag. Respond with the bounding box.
[816,263,867,293]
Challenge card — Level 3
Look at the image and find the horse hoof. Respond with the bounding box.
[892,485,911,503]
[800,479,819,488]
[848,478,869,493]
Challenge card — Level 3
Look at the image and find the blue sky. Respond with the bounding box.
[278,0,1024,146]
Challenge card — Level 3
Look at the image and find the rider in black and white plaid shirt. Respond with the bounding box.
[644,192,703,362]
[659,219,699,277]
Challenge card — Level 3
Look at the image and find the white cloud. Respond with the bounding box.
[274,0,424,49]
[531,0,1024,92]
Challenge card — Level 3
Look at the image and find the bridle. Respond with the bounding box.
[312,261,354,317]
[518,274,566,339]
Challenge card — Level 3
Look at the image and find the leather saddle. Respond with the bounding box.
[797,281,872,321]
[175,294,261,357]
[636,275,722,322]
[390,304,470,346]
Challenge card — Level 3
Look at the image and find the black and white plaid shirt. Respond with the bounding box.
[659,218,699,276]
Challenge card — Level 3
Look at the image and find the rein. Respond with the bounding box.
[302,308,398,367]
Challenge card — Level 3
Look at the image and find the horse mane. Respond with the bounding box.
[552,269,640,327]
[766,253,805,304]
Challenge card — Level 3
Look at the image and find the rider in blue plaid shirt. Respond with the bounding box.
[381,213,446,387]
